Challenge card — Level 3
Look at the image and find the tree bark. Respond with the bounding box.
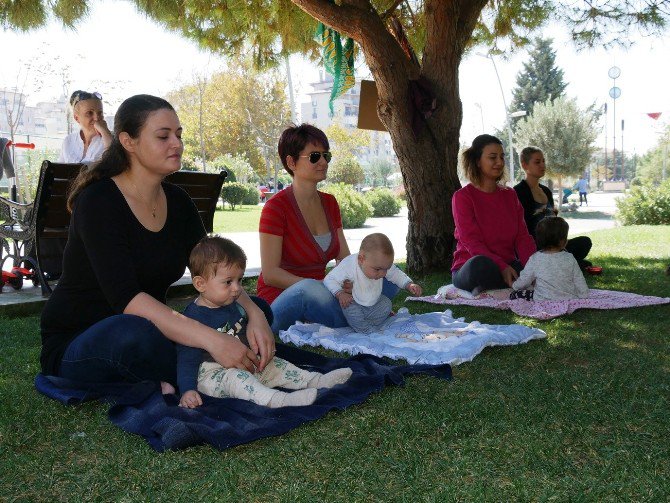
[291,0,486,275]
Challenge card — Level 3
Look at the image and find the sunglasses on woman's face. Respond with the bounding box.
[299,151,332,164]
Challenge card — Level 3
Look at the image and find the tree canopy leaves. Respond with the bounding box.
[166,61,290,177]
[510,37,567,117]
[515,97,599,179]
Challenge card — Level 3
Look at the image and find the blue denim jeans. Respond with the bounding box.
[270,278,400,333]
[59,314,177,385]
[58,297,273,385]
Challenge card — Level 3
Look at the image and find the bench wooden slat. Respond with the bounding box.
[165,170,227,233]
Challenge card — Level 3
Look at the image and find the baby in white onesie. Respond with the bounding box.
[324,233,423,333]
[512,216,589,301]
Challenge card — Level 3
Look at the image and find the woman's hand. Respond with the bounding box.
[501,266,519,287]
[93,118,111,136]
[245,313,276,372]
[94,119,113,147]
[206,332,261,373]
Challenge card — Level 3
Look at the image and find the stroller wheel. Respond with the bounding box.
[8,275,23,290]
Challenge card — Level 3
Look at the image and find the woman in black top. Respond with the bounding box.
[513,146,592,269]
[40,95,275,390]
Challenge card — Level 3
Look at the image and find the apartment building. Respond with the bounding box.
[300,73,397,167]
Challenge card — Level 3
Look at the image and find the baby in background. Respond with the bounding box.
[324,233,423,333]
[511,216,589,301]
[177,236,352,409]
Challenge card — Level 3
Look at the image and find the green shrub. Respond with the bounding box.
[616,180,670,225]
[221,182,249,210]
[321,183,372,229]
[365,188,401,217]
[328,157,365,186]
[241,184,260,205]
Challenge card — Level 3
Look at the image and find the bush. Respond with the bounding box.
[221,182,249,210]
[241,184,260,205]
[365,188,401,217]
[328,157,365,186]
[321,183,372,229]
[616,180,670,225]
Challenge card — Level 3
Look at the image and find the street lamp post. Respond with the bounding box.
[477,52,527,182]
[508,110,528,182]
[608,66,621,179]
[474,102,485,133]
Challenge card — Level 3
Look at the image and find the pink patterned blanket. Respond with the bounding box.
[407,287,670,320]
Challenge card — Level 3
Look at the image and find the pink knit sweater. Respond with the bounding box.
[452,184,536,272]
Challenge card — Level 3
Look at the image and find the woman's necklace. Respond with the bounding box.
[127,174,159,218]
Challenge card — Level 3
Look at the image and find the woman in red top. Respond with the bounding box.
[259,124,400,332]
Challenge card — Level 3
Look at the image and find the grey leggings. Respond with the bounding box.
[342,295,393,333]
[452,256,523,295]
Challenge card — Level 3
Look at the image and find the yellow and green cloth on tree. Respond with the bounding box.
[315,22,355,115]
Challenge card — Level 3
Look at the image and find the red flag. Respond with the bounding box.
[647,112,662,120]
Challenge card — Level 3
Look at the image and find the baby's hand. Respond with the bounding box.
[336,290,354,308]
[406,283,423,296]
[179,389,203,409]
[341,279,353,294]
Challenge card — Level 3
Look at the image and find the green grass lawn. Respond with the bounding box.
[212,204,262,234]
[2,226,669,501]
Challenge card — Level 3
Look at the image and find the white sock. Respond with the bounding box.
[268,388,318,408]
[306,368,353,389]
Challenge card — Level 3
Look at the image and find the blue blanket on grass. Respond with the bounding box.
[35,343,451,452]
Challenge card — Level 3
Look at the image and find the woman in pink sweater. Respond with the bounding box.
[451,134,536,295]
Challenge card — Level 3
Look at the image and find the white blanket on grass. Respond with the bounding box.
[279,308,546,366]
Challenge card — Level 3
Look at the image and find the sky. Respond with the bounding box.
[2,1,669,156]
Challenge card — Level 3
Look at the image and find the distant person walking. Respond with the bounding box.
[575,176,589,206]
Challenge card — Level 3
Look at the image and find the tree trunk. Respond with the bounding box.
[374,73,461,276]
[291,0,485,275]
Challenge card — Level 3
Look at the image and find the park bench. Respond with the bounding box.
[0,160,227,296]
[164,169,227,233]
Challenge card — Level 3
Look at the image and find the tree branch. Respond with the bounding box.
[381,0,404,19]
[291,0,416,76]
[291,0,367,39]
